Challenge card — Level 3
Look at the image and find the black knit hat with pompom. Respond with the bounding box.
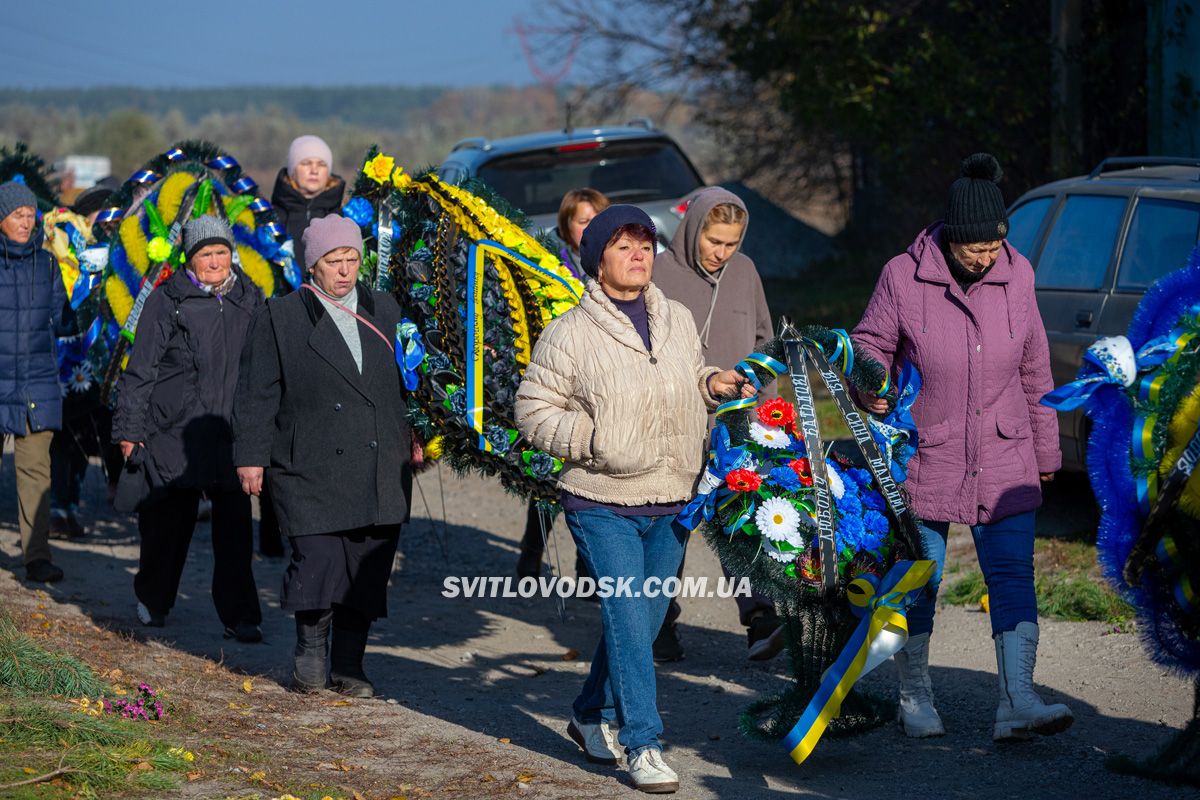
[944,153,1009,243]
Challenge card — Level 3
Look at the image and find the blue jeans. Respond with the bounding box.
[907,511,1038,637]
[564,508,687,758]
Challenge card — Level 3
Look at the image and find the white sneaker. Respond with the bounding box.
[628,748,678,794]
[567,716,621,765]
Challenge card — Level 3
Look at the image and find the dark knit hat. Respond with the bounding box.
[944,153,1009,244]
[0,181,37,222]
[578,204,657,279]
[71,176,121,217]
[182,215,234,260]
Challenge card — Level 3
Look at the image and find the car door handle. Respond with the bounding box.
[1075,310,1093,328]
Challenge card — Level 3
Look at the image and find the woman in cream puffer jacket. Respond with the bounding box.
[516,205,750,794]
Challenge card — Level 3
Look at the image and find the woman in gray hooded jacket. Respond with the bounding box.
[652,186,781,662]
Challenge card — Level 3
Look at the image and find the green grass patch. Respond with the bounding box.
[943,539,1135,624]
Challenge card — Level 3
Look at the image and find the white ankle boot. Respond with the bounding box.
[893,632,945,737]
[993,621,1074,741]
[628,748,678,794]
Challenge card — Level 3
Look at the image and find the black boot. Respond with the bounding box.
[330,608,374,698]
[292,609,331,693]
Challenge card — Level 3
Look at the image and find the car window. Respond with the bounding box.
[1034,195,1127,291]
[476,140,703,216]
[1006,196,1053,261]
[1115,198,1200,291]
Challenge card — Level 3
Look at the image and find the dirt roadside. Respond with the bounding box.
[0,459,1193,799]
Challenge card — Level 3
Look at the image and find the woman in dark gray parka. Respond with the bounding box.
[113,215,264,640]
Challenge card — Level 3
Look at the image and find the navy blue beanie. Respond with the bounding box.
[578,204,656,279]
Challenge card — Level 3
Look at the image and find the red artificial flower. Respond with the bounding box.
[789,458,814,487]
[726,468,763,493]
[757,397,797,428]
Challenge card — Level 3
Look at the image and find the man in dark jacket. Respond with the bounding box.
[0,181,73,582]
[113,215,264,640]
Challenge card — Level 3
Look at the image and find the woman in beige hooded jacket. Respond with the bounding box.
[516,205,751,794]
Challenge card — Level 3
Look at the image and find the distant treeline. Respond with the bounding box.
[0,86,468,129]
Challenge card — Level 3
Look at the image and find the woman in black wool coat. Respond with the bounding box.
[113,215,264,641]
[233,214,416,698]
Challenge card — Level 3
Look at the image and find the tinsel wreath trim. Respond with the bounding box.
[1126,246,1200,350]
[98,140,282,239]
[0,142,59,211]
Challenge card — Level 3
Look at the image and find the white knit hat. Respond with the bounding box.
[287,135,333,179]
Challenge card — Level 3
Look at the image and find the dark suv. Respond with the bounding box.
[437,121,705,247]
[1008,157,1200,470]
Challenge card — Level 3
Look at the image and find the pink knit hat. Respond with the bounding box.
[287,135,333,179]
[301,214,362,270]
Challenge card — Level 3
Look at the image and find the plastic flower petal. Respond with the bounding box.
[392,167,413,191]
[788,458,814,486]
[827,464,845,500]
[363,153,396,184]
[757,397,797,428]
[726,468,763,492]
[749,421,792,449]
[755,496,804,548]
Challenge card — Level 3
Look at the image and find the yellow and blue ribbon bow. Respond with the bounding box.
[783,559,935,765]
[396,319,426,392]
[677,423,753,531]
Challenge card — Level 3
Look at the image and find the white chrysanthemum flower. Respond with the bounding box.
[68,363,93,393]
[755,497,804,550]
[750,421,792,449]
[826,464,845,499]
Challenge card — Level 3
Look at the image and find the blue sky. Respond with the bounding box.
[1,0,555,88]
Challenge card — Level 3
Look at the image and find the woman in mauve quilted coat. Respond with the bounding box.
[852,154,1072,744]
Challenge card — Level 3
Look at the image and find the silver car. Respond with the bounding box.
[437,120,705,249]
[1009,156,1200,470]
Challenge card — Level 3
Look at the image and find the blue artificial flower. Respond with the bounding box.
[409,283,435,303]
[448,389,467,416]
[768,466,803,492]
[485,425,511,455]
[836,493,863,519]
[527,452,556,479]
[863,509,889,536]
[342,197,374,228]
[859,531,885,552]
[427,352,452,372]
[839,513,866,549]
[861,489,887,512]
[849,468,873,488]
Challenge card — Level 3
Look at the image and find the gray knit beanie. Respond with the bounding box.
[0,181,37,221]
[943,153,1009,244]
[182,215,235,260]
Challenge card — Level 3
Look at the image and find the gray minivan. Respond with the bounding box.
[1008,157,1200,470]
